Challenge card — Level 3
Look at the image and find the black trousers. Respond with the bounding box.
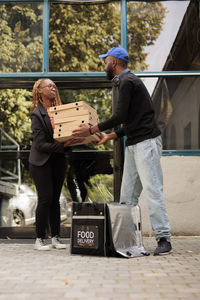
[67,165,87,202]
[29,153,67,239]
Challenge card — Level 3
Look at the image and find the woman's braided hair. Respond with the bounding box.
[31,78,62,112]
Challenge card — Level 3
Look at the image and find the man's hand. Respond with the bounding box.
[95,132,110,145]
[72,124,90,137]
[95,132,117,145]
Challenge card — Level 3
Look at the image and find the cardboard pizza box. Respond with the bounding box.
[49,101,98,120]
[54,123,92,133]
[49,101,97,114]
[54,114,99,127]
[54,118,98,135]
[54,123,86,134]
[50,101,100,146]
[54,132,101,146]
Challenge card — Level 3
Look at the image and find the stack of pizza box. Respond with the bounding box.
[49,101,100,146]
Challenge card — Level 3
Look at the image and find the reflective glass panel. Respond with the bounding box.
[0,153,113,228]
[49,3,120,72]
[145,76,200,150]
[0,3,43,72]
[0,87,113,228]
[127,1,199,72]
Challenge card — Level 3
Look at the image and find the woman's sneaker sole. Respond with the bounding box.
[34,245,51,251]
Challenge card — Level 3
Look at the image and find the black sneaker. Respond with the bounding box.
[154,237,172,256]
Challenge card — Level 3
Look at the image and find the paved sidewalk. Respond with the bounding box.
[0,237,200,300]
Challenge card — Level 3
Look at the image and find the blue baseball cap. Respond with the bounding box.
[99,46,129,62]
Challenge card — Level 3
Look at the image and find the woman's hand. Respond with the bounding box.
[63,138,84,147]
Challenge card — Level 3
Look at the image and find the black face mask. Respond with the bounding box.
[106,63,115,80]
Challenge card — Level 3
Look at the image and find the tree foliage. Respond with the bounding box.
[0,3,43,72]
[49,3,121,72]
[0,3,42,147]
[0,89,32,146]
[127,2,166,71]
[49,2,165,72]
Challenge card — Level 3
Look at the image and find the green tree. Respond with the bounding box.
[0,3,42,146]
[0,3,43,72]
[127,2,166,71]
[0,89,32,146]
[49,3,121,72]
[49,2,165,72]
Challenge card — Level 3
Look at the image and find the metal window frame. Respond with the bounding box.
[0,0,200,155]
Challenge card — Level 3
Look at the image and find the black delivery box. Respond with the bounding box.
[71,202,106,256]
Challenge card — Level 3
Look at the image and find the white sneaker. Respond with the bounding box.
[34,238,51,251]
[52,236,67,249]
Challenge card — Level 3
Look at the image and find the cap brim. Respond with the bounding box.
[99,53,108,59]
[122,58,129,62]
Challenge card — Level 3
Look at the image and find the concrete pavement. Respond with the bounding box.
[0,236,200,300]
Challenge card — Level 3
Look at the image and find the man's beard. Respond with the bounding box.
[106,64,114,80]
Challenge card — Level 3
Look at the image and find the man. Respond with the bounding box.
[72,46,172,255]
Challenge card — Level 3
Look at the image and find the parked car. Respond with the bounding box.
[0,184,72,227]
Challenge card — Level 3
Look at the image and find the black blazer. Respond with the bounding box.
[29,102,65,166]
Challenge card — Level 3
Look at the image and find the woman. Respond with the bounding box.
[29,78,79,250]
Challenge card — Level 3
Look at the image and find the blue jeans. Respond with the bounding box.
[120,136,171,241]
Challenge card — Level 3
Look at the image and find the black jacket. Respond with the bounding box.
[98,71,161,146]
[29,102,66,166]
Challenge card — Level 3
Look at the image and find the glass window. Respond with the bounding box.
[127,1,197,72]
[184,122,191,149]
[49,3,120,72]
[0,86,114,227]
[199,108,200,148]
[151,76,200,150]
[0,3,43,72]
[170,125,176,149]
[0,155,113,227]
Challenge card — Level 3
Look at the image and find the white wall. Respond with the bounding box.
[140,156,200,236]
